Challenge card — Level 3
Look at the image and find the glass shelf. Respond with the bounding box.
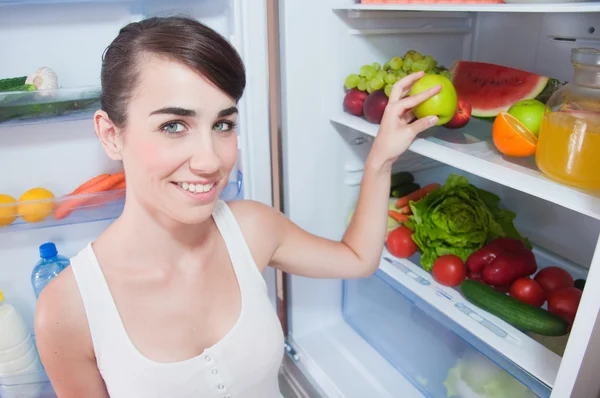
[0,170,244,233]
[0,85,101,127]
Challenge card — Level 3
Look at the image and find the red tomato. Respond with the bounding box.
[548,287,582,325]
[386,226,418,258]
[432,255,466,287]
[509,277,545,307]
[534,266,574,296]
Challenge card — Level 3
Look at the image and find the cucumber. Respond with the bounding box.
[460,280,569,336]
[0,76,27,92]
[391,183,420,198]
[1,84,36,92]
[391,171,414,188]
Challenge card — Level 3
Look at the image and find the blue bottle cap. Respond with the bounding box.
[39,242,58,258]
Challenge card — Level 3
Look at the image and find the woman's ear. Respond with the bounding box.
[94,110,124,161]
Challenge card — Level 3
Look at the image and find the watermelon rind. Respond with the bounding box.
[449,61,551,118]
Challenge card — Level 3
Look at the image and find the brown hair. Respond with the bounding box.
[100,15,246,128]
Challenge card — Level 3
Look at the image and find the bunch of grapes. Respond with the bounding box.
[344,50,452,97]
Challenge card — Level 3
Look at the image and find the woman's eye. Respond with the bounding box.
[162,122,185,134]
[214,121,236,132]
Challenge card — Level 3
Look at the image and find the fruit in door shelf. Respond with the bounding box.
[363,90,389,124]
[408,74,457,125]
[450,60,564,118]
[509,277,545,307]
[432,254,466,287]
[18,187,55,223]
[0,194,18,226]
[343,89,368,117]
[492,112,538,157]
[444,95,471,129]
[507,99,546,137]
[547,287,582,326]
[386,225,418,258]
[533,266,575,297]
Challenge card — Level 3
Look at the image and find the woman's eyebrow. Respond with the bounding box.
[218,106,238,117]
[150,107,196,117]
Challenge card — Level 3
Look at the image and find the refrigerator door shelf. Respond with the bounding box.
[0,170,243,234]
[0,85,101,127]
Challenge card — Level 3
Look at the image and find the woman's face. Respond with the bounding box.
[98,55,239,225]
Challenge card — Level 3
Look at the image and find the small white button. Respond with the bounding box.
[212,369,218,375]
[218,384,225,390]
[205,356,211,362]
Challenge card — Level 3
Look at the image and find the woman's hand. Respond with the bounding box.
[369,71,442,170]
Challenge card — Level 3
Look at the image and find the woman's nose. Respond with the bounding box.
[188,135,222,175]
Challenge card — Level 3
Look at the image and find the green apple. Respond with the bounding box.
[507,99,546,137]
[409,74,457,125]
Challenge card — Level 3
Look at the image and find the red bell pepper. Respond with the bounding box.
[466,237,537,286]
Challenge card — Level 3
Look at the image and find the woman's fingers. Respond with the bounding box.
[407,114,439,137]
[398,84,442,110]
[399,110,415,125]
[388,71,426,102]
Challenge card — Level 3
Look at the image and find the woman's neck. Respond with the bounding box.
[95,193,216,268]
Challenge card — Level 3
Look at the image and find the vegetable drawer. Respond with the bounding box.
[342,269,543,397]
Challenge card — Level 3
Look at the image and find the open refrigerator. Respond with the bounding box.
[1,0,600,397]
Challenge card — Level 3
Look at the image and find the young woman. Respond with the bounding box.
[34,16,441,398]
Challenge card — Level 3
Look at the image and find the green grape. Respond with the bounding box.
[383,62,390,72]
[369,76,384,91]
[423,55,437,71]
[426,70,437,75]
[395,70,407,79]
[366,84,374,94]
[389,56,404,71]
[384,73,396,85]
[359,65,377,80]
[411,60,428,73]
[384,84,393,97]
[411,51,423,61]
[440,70,452,80]
[357,77,368,91]
[376,70,387,80]
[344,74,360,89]
[402,58,414,72]
[372,62,381,71]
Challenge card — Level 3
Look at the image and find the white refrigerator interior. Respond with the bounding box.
[0,0,600,397]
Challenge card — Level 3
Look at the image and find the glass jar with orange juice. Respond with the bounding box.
[536,47,600,191]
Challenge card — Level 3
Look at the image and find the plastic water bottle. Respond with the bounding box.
[31,242,70,299]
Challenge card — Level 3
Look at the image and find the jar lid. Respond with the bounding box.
[572,47,600,67]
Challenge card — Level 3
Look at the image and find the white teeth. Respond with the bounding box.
[178,182,214,193]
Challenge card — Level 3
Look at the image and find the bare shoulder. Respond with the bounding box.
[225,200,285,271]
[34,265,93,359]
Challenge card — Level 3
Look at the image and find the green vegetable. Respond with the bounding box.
[391,171,414,188]
[0,76,27,92]
[461,279,569,336]
[575,278,586,291]
[404,174,529,271]
[391,183,420,198]
[1,84,36,92]
[444,350,537,398]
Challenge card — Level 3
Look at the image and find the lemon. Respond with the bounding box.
[0,194,18,227]
[18,187,55,223]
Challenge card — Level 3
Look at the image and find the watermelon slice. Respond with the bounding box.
[450,61,564,118]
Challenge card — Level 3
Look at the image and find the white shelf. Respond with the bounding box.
[330,112,600,220]
[335,2,600,13]
[377,246,587,389]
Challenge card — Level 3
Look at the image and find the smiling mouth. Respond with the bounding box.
[174,181,216,193]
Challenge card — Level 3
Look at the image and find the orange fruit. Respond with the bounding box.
[18,187,55,223]
[492,112,538,157]
[0,194,18,227]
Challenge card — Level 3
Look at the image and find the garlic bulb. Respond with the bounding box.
[25,67,58,90]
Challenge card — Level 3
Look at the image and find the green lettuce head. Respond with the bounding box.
[404,174,528,271]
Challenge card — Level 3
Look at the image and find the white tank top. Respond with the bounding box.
[70,200,285,398]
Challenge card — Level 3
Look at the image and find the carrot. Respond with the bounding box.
[395,183,441,208]
[388,210,409,223]
[69,173,110,195]
[111,180,126,190]
[399,205,412,215]
[53,173,126,220]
